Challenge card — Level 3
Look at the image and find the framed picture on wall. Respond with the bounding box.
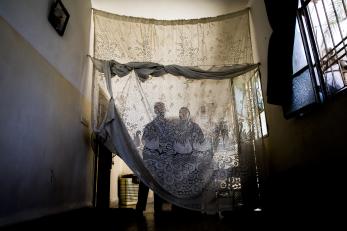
[48,0,70,36]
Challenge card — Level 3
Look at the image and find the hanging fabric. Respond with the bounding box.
[92,8,264,213]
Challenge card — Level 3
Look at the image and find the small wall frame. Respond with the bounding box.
[48,0,70,36]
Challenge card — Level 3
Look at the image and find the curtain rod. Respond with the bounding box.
[90,7,251,24]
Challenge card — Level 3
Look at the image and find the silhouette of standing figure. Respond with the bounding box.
[136,102,171,215]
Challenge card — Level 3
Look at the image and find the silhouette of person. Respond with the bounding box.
[173,107,205,154]
[170,107,210,212]
[136,102,172,215]
[141,102,173,155]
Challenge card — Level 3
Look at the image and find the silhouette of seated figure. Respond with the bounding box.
[173,107,208,155]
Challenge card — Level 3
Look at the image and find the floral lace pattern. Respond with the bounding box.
[93,9,252,65]
[93,9,263,211]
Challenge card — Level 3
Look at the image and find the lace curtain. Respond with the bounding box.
[92,9,264,213]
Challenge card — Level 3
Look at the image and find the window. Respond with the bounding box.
[254,72,268,137]
[284,0,347,118]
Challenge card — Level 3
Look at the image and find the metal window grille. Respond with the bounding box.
[285,0,347,117]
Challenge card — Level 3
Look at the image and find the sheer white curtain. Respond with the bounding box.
[92,9,264,213]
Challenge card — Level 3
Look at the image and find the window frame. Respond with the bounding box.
[284,0,347,118]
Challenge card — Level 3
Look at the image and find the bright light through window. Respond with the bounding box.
[260,111,268,137]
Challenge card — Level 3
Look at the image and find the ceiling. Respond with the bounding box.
[91,0,251,20]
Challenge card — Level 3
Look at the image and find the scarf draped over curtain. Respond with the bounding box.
[91,8,264,213]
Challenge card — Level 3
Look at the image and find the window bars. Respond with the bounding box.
[285,0,347,117]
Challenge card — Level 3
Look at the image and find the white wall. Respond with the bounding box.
[0,0,93,99]
[0,0,94,226]
[248,0,272,94]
